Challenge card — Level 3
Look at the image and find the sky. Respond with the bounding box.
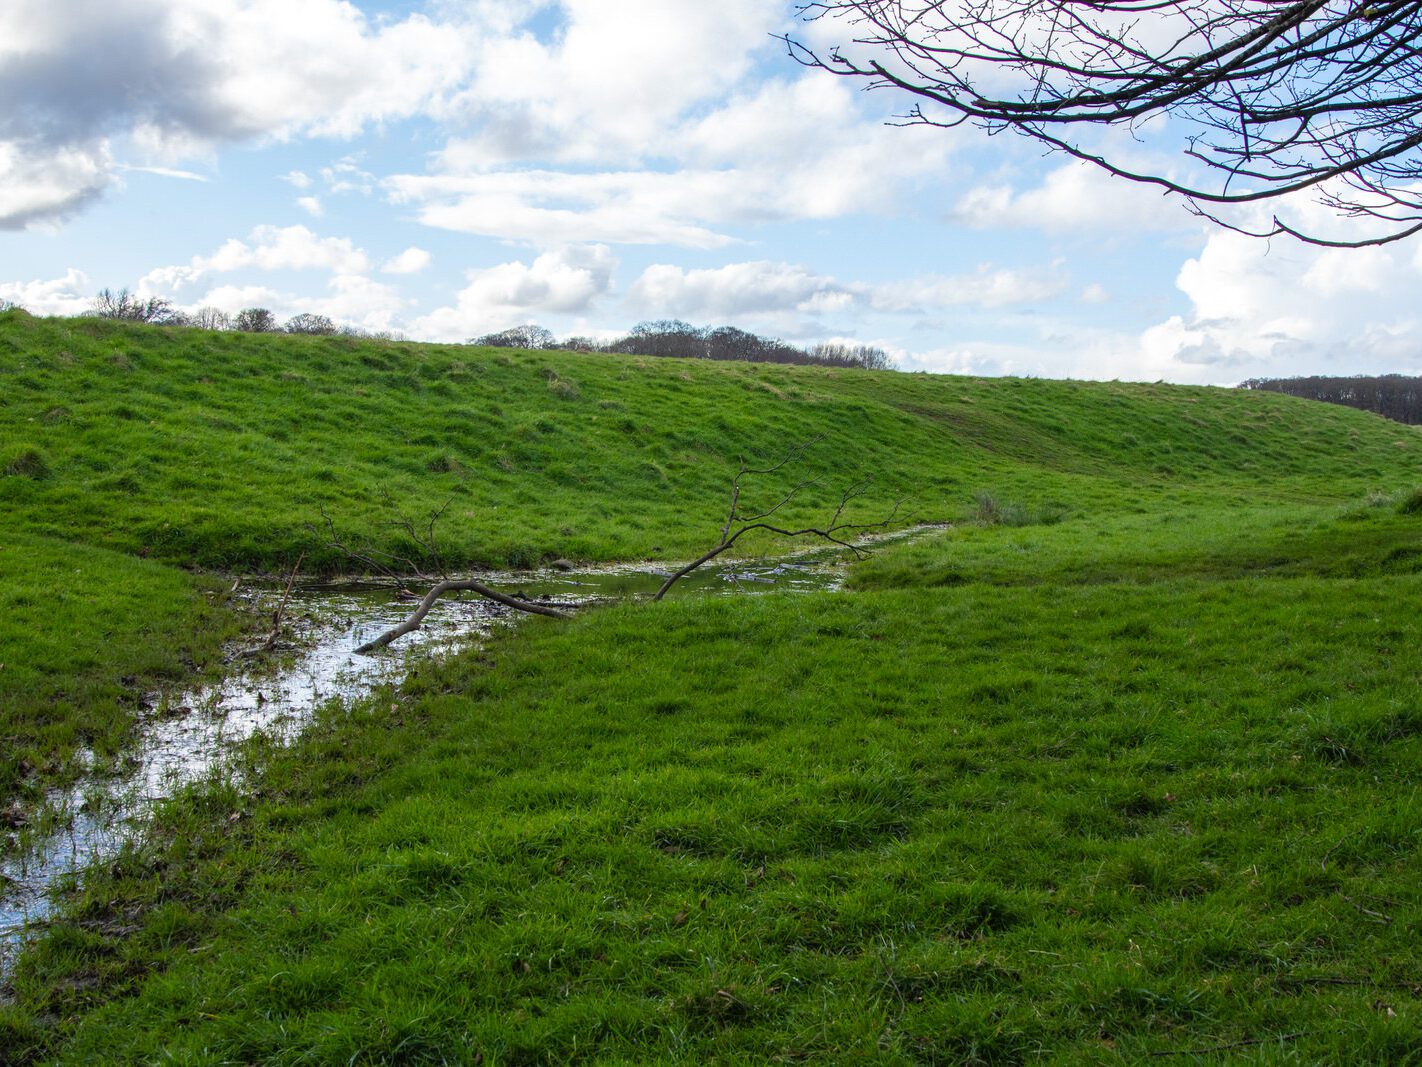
[3,0,1420,385]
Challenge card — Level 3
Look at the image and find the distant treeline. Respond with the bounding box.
[4,290,894,372]
[1239,375,1422,425]
[473,320,893,371]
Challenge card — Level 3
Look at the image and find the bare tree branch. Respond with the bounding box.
[654,445,903,601]
[786,1,1422,245]
[353,579,571,655]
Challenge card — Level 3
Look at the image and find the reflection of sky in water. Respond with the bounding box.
[0,535,923,979]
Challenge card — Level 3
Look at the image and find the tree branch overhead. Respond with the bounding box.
[787,1,1422,245]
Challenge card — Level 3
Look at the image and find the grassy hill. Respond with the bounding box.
[3,310,1422,1062]
[3,309,1417,572]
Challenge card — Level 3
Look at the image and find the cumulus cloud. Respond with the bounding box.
[440,0,780,167]
[296,196,323,218]
[629,261,850,319]
[0,141,110,228]
[382,248,432,275]
[0,268,94,316]
[0,0,484,228]
[626,260,1067,323]
[1138,230,1422,379]
[140,225,372,293]
[414,245,617,342]
[955,162,1193,234]
[395,73,957,248]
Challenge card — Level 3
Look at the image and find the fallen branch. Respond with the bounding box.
[654,449,902,601]
[354,579,571,655]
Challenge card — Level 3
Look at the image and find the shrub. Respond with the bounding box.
[1397,487,1422,515]
[234,308,277,333]
[284,313,337,336]
[972,491,1065,527]
[547,378,581,401]
[3,447,51,479]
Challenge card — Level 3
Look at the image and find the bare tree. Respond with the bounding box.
[89,288,177,323]
[335,442,903,652]
[470,324,556,349]
[312,497,574,655]
[285,313,338,335]
[787,2,1422,246]
[806,342,894,370]
[190,307,232,331]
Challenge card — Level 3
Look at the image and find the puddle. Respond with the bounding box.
[0,527,941,979]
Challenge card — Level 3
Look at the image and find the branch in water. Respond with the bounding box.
[354,579,571,655]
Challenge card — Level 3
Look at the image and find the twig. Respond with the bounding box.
[1149,1032,1305,1057]
[1340,894,1394,924]
[354,579,571,655]
[266,551,305,648]
[1320,830,1353,871]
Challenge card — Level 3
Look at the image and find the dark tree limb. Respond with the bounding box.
[354,579,571,655]
[785,2,1422,245]
[653,449,903,601]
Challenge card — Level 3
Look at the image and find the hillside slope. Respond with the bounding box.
[4,310,1418,572]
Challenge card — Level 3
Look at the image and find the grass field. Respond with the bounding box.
[3,310,1422,1062]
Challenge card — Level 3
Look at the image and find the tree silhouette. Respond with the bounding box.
[788,1,1422,246]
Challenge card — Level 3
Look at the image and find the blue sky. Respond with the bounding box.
[4,0,1420,384]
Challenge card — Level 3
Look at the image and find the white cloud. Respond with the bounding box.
[442,0,782,167]
[396,72,957,248]
[140,225,372,293]
[296,196,323,218]
[1135,222,1422,382]
[0,268,94,316]
[192,283,285,315]
[955,162,1192,233]
[114,164,209,182]
[0,142,110,228]
[629,261,849,320]
[281,170,312,190]
[0,0,487,228]
[626,260,1066,323]
[414,245,617,342]
[382,248,432,275]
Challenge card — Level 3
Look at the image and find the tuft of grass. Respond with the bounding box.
[972,490,1067,527]
[1396,486,1422,514]
[3,446,50,480]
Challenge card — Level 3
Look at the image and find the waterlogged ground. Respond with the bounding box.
[0,546,870,976]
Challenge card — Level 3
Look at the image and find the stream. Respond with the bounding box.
[0,546,881,978]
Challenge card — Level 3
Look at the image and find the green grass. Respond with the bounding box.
[5,312,1422,1062]
[851,492,1422,590]
[0,531,242,805]
[4,579,1420,1062]
[3,310,1419,573]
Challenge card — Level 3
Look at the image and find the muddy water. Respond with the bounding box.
[0,548,877,976]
